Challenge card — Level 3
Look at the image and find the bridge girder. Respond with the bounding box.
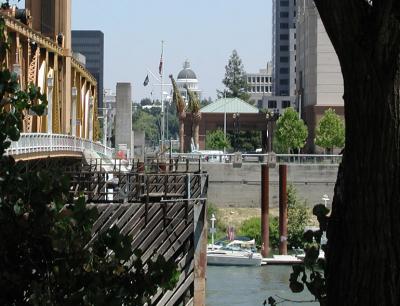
[0,11,99,141]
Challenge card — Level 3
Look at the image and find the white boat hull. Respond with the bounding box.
[207,251,262,266]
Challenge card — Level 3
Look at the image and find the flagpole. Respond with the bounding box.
[160,40,165,153]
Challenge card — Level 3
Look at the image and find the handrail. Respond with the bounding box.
[168,152,342,164]
[5,133,114,158]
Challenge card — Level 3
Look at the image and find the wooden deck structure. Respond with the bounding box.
[66,159,208,306]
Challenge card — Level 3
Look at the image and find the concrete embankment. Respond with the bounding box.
[200,163,338,208]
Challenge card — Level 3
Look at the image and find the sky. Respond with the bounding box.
[12,0,273,102]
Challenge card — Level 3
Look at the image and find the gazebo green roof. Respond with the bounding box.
[200,97,259,114]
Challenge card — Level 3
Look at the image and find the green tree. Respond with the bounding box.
[275,107,308,153]
[0,16,178,305]
[169,75,186,153]
[315,108,345,153]
[238,216,279,248]
[218,50,250,101]
[287,185,311,249]
[140,97,152,106]
[227,130,261,152]
[205,128,231,150]
[132,108,160,146]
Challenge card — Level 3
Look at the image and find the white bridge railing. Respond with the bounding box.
[6,133,114,158]
[169,152,342,164]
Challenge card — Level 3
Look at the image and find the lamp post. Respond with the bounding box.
[98,107,109,148]
[47,73,54,134]
[265,110,280,153]
[210,214,217,250]
[71,86,77,137]
[322,194,330,207]
[88,96,94,141]
[233,112,240,151]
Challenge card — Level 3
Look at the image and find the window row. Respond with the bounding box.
[248,86,272,93]
[267,100,291,109]
[247,76,272,83]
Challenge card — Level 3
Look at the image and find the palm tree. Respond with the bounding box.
[169,75,186,153]
[185,85,201,151]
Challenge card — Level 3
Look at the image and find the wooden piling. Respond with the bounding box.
[261,164,270,257]
[279,164,288,255]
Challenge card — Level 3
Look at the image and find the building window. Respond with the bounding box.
[268,100,277,108]
[252,86,256,92]
[280,11,289,18]
[282,100,291,108]
[257,76,260,83]
[253,77,256,82]
[280,79,289,85]
[257,100,263,108]
[280,34,289,40]
[280,23,289,29]
[280,0,289,6]
[261,77,265,83]
[269,86,272,92]
[260,86,264,92]
[248,77,252,83]
[280,45,289,51]
[280,56,289,63]
[257,86,260,92]
[280,67,289,74]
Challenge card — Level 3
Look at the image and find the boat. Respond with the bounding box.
[207,238,262,266]
[207,246,262,266]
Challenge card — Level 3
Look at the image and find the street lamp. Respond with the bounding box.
[88,96,94,141]
[71,87,77,137]
[322,194,330,207]
[47,72,54,134]
[98,107,109,148]
[233,112,240,152]
[210,214,217,250]
[265,110,279,152]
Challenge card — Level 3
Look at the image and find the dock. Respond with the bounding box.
[262,255,303,265]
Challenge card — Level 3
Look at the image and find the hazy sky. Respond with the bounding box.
[13,0,273,102]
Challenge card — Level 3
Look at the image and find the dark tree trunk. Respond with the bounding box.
[179,117,185,153]
[314,1,400,305]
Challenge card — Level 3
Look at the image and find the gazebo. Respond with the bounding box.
[184,98,270,151]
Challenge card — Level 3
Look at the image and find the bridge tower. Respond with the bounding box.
[25,0,72,134]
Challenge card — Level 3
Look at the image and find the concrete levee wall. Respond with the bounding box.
[199,163,338,208]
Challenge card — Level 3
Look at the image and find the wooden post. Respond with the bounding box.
[261,164,270,257]
[279,164,288,255]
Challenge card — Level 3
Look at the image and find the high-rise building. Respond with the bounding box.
[272,0,297,96]
[72,31,104,108]
[245,62,273,107]
[296,0,344,152]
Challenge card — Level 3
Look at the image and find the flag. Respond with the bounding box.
[143,74,149,86]
[159,41,164,75]
[159,57,163,75]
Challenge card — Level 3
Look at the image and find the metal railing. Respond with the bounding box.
[168,152,342,165]
[6,133,114,158]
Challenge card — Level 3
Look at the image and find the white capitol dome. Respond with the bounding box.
[176,60,201,102]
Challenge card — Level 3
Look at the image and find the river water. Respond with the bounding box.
[206,265,318,306]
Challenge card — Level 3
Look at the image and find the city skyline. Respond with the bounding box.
[69,0,273,102]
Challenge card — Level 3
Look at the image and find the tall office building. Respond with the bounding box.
[245,62,273,107]
[72,31,104,108]
[296,0,344,152]
[272,0,297,96]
